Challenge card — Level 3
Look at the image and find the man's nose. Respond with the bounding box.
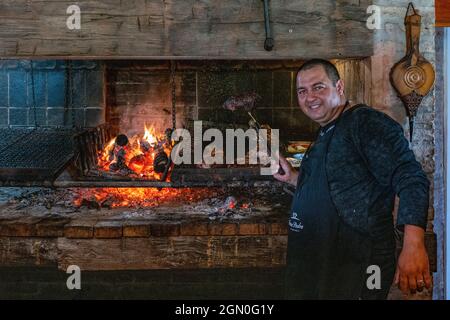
[305,90,317,102]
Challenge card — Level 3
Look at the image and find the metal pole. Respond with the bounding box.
[262,0,274,51]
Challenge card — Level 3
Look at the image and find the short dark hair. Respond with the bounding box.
[297,59,341,86]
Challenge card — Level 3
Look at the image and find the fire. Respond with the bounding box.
[73,187,221,208]
[97,124,172,179]
[143,124,158,146]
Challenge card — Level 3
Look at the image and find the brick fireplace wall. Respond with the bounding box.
[0,266,285,299]
[0,59,369,142]
[0,60,104,128]
[106,60,319,139]
[106,60,369,141]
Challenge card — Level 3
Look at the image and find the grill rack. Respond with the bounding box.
[0,125,275,188]
[0,128,76,185]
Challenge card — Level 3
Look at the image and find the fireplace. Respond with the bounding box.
[0,57,438,299]
[0,59,318,300]
[0,0,441,300]
[0,58,373,209]
[0,59,364,291]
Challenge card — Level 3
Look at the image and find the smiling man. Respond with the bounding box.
[274,59,431,300]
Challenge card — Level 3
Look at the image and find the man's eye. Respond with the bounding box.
[298,90,306,96]
[313,86,325,91]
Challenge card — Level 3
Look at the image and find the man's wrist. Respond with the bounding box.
[403,224,425,248]
[290,171,299,187]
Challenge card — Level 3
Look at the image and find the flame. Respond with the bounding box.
[143,124,158,146]
[97,124,171,179]
[73,187,220,208]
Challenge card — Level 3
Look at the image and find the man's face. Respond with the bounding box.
[296,65,345,126]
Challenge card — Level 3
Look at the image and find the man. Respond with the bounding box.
[274,59,431,299]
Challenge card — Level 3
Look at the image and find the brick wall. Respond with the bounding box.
[0,58,354,141]
[0,60,105,128]
[0,266,285,299]
[0,58,369,141]
[106,59,369,141]
[106,60,319,140]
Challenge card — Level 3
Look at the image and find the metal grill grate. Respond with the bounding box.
[0,129,32,151]
[0,128,75,182]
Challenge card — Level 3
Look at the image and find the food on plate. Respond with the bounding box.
[287,141,311,154]
[286,157,301,168]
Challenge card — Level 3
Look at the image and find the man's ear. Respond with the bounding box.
[336,79,345,96]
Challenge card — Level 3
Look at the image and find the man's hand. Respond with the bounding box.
[394,225,432,295]
[273,154,299,186]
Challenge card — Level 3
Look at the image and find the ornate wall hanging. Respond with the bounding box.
[390,3,435,141]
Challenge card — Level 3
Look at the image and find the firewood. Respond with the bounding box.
[100,197,114,209]
[140,141,152,153]
[80,197,101,210]
[115,134,129,147]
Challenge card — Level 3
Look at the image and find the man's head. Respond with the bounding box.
[296,59,346,126]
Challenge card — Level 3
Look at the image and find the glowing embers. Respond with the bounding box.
[73,187,219,209]
[97,125,172,179]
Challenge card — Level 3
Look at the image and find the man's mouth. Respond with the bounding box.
[308,104,321,110]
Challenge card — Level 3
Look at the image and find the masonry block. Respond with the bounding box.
[273,71,292,109]
[0,108,8,126]
[28,108,47,126]
[86,70,104,108]
[46,108,65,127]
[9,108,28,126]
[85,108,105,127]
[8,71,28,108]
[0,72,8,107]
[27,72,46,108]
[47,71,66,108]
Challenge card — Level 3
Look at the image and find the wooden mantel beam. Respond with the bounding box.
[0,0,373,59]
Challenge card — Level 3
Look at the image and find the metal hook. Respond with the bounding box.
[406,2,418,17]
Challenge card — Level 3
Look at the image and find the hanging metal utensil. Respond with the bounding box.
[262,0,274,51]
[170,60,176,131]
[64,60,76,128]
[29,61,38,128]
[159,61,177,182]
[390,2,435,141]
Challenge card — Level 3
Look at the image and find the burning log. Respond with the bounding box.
[140,140,152,153]
[128,154,147,174]
[97,124,174,179]
[100,196,114,209]
[223,196,237,210]
[81,197,101,210]
[79,195,116,209]
[154,150,169,173]
[115,134,129,147]
[109,148,129,172]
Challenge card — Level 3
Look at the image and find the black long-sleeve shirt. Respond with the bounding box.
[325,104,430,238]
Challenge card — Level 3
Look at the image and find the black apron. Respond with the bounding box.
[285,106,395,300]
